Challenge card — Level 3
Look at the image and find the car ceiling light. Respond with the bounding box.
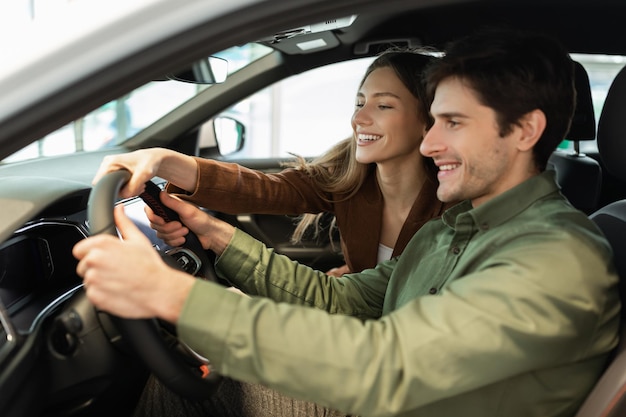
[297,38,328,51]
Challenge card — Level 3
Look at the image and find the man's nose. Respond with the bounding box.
[420,124,440,157]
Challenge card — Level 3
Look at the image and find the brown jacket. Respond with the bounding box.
[166,158,448,273]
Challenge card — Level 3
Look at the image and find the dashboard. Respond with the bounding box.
[0,221,85,331]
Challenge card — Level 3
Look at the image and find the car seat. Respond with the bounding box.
[547,61,601,214]
[574,64,626,417]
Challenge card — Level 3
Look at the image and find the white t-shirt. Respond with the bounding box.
[377,243,393,264]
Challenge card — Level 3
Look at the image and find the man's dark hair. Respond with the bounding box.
[424,27,575,171]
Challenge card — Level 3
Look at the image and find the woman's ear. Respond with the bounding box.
[517,109,546,151]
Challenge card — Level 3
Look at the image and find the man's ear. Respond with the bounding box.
[517,109,546,151]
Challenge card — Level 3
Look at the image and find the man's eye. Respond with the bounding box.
[447,120,459,128]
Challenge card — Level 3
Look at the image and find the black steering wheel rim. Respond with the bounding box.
[87,169,221,400]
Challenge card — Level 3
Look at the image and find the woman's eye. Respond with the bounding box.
[446,120,459,128]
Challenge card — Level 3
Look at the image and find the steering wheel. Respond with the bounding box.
[86,169,221,400]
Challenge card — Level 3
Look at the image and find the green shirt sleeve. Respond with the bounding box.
[215,229,391,317]
[177,227,618,417]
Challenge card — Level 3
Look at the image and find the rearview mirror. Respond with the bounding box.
[157,56,228,84]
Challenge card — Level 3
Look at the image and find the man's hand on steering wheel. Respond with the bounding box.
[74,204,195,322]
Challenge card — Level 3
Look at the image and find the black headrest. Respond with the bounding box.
[598,64,626,181]
[565,61,596,142]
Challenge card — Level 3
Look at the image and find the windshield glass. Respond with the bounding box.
[2,43,272,163]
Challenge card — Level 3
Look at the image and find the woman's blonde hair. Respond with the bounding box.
[287,136,369,244]
[289,48,436,245]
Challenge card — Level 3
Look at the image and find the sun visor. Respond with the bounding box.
[258,15,357,54]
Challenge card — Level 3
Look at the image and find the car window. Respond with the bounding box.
[217,57,376,160]
[1,43,272,164]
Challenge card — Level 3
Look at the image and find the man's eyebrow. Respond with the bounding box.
[432,111,469,119]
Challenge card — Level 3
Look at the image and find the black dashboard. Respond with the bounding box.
[0,221,85,332]
[0,188,168,327]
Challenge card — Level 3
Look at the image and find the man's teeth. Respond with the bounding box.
[359,134,382,141]
[439,164,458,171]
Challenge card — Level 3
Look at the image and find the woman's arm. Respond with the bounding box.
[165,157,335,215]
[92,148,198,198]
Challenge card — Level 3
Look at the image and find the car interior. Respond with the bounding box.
[3,1,626,416]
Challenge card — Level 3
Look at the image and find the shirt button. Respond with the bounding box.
[429,287,437,294]
[452,246,460,255]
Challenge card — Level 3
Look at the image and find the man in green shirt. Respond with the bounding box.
[74,28,620,417]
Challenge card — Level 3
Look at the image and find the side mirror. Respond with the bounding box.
[157,56,228,84]
[213,116,245,155]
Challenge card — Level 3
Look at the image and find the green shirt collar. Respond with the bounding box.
[442,171,560,231]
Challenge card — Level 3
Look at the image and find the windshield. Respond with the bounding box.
[2,43,272,163]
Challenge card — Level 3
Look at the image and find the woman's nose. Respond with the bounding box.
[352,105,372,126]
